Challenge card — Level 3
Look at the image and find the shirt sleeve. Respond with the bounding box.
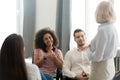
[55,49,63,60]
[62,51,76,78]
[89,29,107,62]
[34,49,43,57]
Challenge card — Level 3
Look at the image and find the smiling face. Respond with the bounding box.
[43,33,53,47]
[74,31,86,47]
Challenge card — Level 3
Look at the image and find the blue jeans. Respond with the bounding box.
[40,70,54,80]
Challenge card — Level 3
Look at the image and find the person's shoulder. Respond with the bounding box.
[55,48,61,51]
[26,63,42,80]
[34,48,44,54]
[34,48,42,51]
[69,48,77,52]
[26,63,37,67]
[26,63,40,75]
[66,48,77,55]
[26,63,39,70]
[54,48,62,53]
[99,23,113,29]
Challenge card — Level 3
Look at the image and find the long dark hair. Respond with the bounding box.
[34,28,59,52]
[0,34,28,80]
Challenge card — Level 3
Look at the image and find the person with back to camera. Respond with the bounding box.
[86,1,118,80]
[34,27,63,80]
[0,33,42,80]
[63,29,91,80]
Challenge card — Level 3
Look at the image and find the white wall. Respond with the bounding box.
[35,0,57,31]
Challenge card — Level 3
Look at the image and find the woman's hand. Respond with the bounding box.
[44,50,57,59]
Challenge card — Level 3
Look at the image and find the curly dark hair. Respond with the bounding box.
[34,28,59,52]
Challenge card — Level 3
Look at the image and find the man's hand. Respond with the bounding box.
[75,72,89,80]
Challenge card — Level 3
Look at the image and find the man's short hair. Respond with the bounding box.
[73,29,85,37]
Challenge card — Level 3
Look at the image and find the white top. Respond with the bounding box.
[87,23,118,62]
[26,63,42,80]
[62,48,91,78]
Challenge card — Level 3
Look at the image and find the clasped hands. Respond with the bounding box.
[43,50,57,60]
[75,71,89,80]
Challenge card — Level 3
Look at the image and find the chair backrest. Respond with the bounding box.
[56,69,63,80]
[32,51,34,63]
[113,71,120,80]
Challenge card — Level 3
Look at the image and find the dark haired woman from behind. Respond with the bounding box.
[0,34,41,80]
[34,28,63,80]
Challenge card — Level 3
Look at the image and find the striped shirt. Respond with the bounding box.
[34,48,63,76]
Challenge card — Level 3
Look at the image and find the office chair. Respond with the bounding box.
[56,68,63,80]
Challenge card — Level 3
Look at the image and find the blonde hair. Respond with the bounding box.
[95,1,116,23]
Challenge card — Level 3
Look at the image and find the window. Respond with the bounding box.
[0,0,23,48]
[70,0,119,50]
[70,0,85,49]
[114,0,120,46]
[86,0,103,42]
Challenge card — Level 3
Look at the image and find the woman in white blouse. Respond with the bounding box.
[87,1,118,80]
